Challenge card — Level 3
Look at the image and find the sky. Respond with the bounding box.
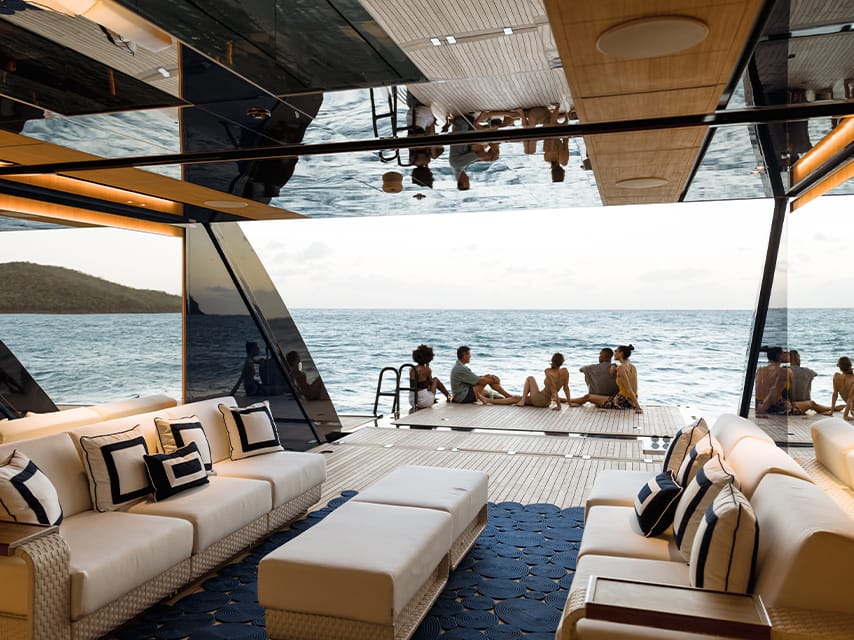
[0,195,850,309]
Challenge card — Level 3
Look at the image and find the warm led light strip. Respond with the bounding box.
[792,116,854,184]
[791,158,854,211]
[0,194,183,237]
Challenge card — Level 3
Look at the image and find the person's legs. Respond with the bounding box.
[584,394,611,408]
[431,377,450,399]
[516,377,537,406]
[483,374,513,398]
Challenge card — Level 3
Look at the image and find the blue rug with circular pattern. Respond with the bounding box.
[115,491,584,639]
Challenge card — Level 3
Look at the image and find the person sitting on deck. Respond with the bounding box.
[516,352,571,411]
[448,114,500,190]
[755,346,796,416]
[410,344,450,408]
[450,345,518,405]
[787,349,838,414]
[830,356,854,420]
[571,348,619,406]
[575,345,642,413]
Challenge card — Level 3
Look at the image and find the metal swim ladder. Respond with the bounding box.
[369,86,404,164]
[372,363,418,422]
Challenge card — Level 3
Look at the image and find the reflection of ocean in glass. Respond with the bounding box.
[2,309,852,424]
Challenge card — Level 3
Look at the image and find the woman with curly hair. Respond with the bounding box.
[411,344,450,408]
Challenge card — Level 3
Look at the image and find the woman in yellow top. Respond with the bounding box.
[602,344,643,414]
[516,353,571,410]
[830,356,854,420]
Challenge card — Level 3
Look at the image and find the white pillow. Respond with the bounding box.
[218,401,283,460]
[690,483,758,593]
[78,425,152,512]
[155,415,214,474]
[673,453,738,561]
[662,417,708,475]
[676,433,722,487]
[0,450,63,525]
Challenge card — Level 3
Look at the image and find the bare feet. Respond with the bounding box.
[516,400,527,407]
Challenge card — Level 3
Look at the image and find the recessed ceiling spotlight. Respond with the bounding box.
[430,37,441,46]
[596,16,708,59]
[503,27,513,35]
[445,35,457,44]
[156,67,171,78]
[615,177,670,189]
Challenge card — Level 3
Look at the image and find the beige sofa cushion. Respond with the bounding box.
[63,510,193,620]
[129,476,271,552]
[579,506,682,562]
[751,473,854,614]
[811,417,854,488]
[258,501,453,626]
[0,406,102,444]
[710,413,775,455]
[215,451,326,508]
[724,436,812,498]
[90,394,177,420]
[584,469,655,518]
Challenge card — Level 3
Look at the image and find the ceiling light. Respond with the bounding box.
[596,16,709,59]
[156,67,171,78]
[445,35,457,44]
[430,37,441,46]
[503,27,513,35]
[615,177,670,189]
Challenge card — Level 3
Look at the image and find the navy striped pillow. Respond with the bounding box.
[0,450,63,525]
[143,442,209,501]
[690,483,758,593]
[634,469,683,537]
[662,418,708,475]
[676,433,722,487]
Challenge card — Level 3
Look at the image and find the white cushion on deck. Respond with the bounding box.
[579,505,682,562]
[258,501,453,626]
[584,469,654,518]
[129,476,270,552]
[62,510,193,619]
[351,464,487,540]
[811,417,854,488]
[215,451,326,508]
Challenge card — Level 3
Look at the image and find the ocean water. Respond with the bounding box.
[2,309,851,424]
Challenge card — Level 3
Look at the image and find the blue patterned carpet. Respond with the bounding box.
[115,492,584,639]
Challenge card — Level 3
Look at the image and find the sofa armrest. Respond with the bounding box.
[0,522,59,556]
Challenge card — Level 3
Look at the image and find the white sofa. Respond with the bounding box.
[557,414,854,639]
[0,395,326,640]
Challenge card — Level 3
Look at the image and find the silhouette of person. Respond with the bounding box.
[285,350,328,401]
[241,341,266,396]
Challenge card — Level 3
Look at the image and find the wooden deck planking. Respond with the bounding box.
[746,411,823,445]
[394,403,690,437]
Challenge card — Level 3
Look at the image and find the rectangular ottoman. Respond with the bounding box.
[351,464,489,568]
[258,501,452,640]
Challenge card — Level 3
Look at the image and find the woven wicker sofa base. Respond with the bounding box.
[269,485,322,531]
[265,554,450,640]
[451,504,487,570]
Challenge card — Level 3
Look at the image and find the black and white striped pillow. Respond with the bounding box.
[634,469,683,537]
[155,416,214,474]
[218,401,283,460]
[79,425,152,512]
[690,483,758,593]
[143,442,209,501]
[675,433,722,487]
[673,453,738,560]
[662,418,708,475]
[0,450,63,525]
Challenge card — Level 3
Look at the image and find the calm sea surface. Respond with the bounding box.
[2,309,851,424]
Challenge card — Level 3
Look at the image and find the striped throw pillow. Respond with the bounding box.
[690,483,758,593]
[634,469,683,537]
[675,433,722,487]
[673,453,738,560]
[0,450,63,525]
[662,417,708,475]
[218,401,283,460]
[143,442,209,501]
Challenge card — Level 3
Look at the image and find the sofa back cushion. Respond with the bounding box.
[662,418,708,475]
[90,394,178,420]
[751,473,854,614]
[724,437,812,499]
[158,397,235,464]
[689,483,758,593]
[0,433,92,516]
[710,413,775,456]
[811,417,854,488]
[0,406,102,444]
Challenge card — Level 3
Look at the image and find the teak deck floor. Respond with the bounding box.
[393,403,692,438]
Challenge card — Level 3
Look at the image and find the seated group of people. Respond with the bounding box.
[755,347,854,419]
[410,344,643,414]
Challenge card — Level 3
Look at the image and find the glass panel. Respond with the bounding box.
[0,338,57,417]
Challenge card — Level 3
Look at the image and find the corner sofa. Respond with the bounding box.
[0,395,326,640]
[796,416,854,516]
[557,413,854,639]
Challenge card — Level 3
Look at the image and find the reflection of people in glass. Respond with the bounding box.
[406,92,443,189]
[830,356,854,420]
[787,349,835,414]
[285,350,328,401]
[449,114,500,190]
[242,341,266,396]
[755,347,791,415]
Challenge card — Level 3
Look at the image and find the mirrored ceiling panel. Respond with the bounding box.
[684,124,769,202]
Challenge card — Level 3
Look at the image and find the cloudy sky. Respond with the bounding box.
[0,195,850,309]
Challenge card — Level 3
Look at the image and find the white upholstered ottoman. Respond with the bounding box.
[258,500,452,640]
[351,464,489,568]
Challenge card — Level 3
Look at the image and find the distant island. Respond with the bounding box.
[0,262,181,314]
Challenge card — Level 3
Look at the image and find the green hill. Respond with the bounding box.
[0,262,181,313]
